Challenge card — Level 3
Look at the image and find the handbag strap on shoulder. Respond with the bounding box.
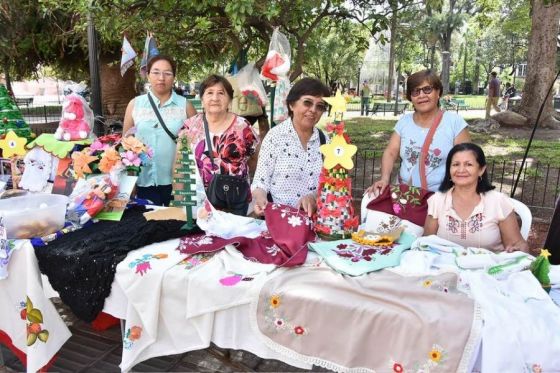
[202,114,220,175]
[418,110,444,190]
[147,92,178,142]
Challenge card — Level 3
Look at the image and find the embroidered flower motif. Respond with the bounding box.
[422,280,433,287]
[274,318,286,329]
[135,261,151,276]
[266,244,281,257]
[270,295,281,308]
[287,215,303,227]
[392,203,402,214]
[294,326,306,335]
[152,253,168,259]
[392,363,404,373]
[129,326,142,341]
[429,348,442,362]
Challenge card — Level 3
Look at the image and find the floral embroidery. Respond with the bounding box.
[177,235,215,253]
[390,185,423,215]
[392,363,404,373]
[179,252,214,270]
[129,253,169,276]
[334,242,394,262]
[446,213,484,240]
[266,244,281,256]
[263,292,307,337]
[270,203,312,226]
[421,278,453,293]
[20,296,49,346]
[389,344,447,372]
[287,215,302,227]
[429,346,443,362]
[270,295,281,308]
[219,274,254,286]
[123,325,142,349]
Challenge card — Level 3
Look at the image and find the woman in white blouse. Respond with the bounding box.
[252,78,331,217]
[424,143,529,253]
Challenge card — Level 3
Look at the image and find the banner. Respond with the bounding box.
[140,33,159,78]
[120,36,137,77]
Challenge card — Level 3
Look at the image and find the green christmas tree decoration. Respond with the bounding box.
[171,136,198,230]
[530,249,551,293]
[0,84,33,144]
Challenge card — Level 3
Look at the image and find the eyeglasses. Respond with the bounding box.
[301,98,328,113]
[411,85,434,97]
[150,70,174,78]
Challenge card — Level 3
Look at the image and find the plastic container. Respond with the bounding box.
[0,194,68,239]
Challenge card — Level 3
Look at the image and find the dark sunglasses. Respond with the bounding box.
[411,85,434,97]
[301,99,328,113]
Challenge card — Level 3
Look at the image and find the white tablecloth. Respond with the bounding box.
[0,240,71,373]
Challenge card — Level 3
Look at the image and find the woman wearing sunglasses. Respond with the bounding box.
[366,69,471,196]
[252,78,331,217]
[123,55,197,205]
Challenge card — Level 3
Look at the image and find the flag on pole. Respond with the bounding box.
[120,36,137,77]
[140,32,159,78]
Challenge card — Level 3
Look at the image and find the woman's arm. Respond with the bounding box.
[122,99,135,135]
[365,132,401,196]
[499,212,530,253]
[423,215,439,236]
[186,100,197,118]
[454,128,471,145]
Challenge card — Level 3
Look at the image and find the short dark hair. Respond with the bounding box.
[439,143,495,193]
[199,74,234,100]
[406,69,443,102]
[505,82,511,87]
[286,78,331,117]
[147,55,176,76]
[491,71,497,77]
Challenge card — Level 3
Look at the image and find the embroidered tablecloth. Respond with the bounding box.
[0,240,71,372]
[251,266,481,373]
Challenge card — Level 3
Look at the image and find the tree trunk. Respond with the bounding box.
[516,0,560,129]
[99,54,137,124]
[3,59,13,94]
[386,5,398,103]
[440,35,452,94]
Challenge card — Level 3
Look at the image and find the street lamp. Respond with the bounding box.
[87,6,104,136]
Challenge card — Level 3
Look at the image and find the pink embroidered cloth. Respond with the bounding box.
[252,267,481,372]
[178,203,315,267]
[367,184,433,227]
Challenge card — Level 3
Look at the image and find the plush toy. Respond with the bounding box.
[68,176,117,225]
[19,147,52,192]
[54,94,93,141]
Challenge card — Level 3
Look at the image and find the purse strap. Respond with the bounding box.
[418,110,444,190]
[202,114,220,175]
[147,92,178,142]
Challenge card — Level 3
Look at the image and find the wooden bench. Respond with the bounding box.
[14,97,33,107]
[367,102,408,116]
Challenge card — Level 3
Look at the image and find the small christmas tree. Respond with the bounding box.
[531,249,552,293]
[0,84,32,145]
[314,91,359,239]
[171,136,198,229]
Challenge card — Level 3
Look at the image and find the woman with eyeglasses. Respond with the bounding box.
[179,74,259,215]
[252,78,331,217]
[366,69,471,196]
[123,55,197,205]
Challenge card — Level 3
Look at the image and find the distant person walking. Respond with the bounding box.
[361,82,371,116]
[486,71,501,119]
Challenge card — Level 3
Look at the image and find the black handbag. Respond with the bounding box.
[202,115,249,215]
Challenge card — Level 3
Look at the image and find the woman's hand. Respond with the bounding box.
[365,179,389,198]
[504,240,530,253]
[252,188,268,216]
[296,193,317,217]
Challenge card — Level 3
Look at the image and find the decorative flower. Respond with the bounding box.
[287,215,303,227]
[121,150,141,167]
[274,318,285,329]
[129,326,142,341]
[152,253,168,259]
[422,280,433,287]
[98,148,122,173]
[294,326,305,335]
[392,203,402,214]
[429,347,442,362]
[121,136,146,154]
[392,363,404,373]
[71,148,98,178]
[433,148,441,156]
[270,295,281,308]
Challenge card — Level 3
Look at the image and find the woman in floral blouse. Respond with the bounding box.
[252,78,331,217]
[180,74,259,214]
[366,70,471,196]
[424,143,528,253]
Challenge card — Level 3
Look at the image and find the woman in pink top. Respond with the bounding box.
[424,143,529,253]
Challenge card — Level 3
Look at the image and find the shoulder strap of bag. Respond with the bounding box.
[147,93,178,142]
[318,129,326,145]
[418,110,444,190]
[202,114,220,174]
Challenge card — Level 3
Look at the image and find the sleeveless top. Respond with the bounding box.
[132,90,186,186]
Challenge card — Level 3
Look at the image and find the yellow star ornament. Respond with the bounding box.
[320,134,357,170]
[323,90,347,120]
[0,130,27,158]
[540,249,552,259]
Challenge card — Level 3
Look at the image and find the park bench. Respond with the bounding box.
[440,98,470,112]
[188,98,202,112]
[14,97,33,107]
[367,102,408,116]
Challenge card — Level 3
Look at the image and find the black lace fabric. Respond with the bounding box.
[34,206,195,322]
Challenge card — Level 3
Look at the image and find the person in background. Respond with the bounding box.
[252,78,331,217]
[424,143,529,253]
[486,71,501,119]
[360,81,371,116]
[366,69,471,196]
[501,82,517,110]
[123,55,197,205]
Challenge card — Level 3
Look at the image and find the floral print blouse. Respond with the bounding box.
[180,113,259,187]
